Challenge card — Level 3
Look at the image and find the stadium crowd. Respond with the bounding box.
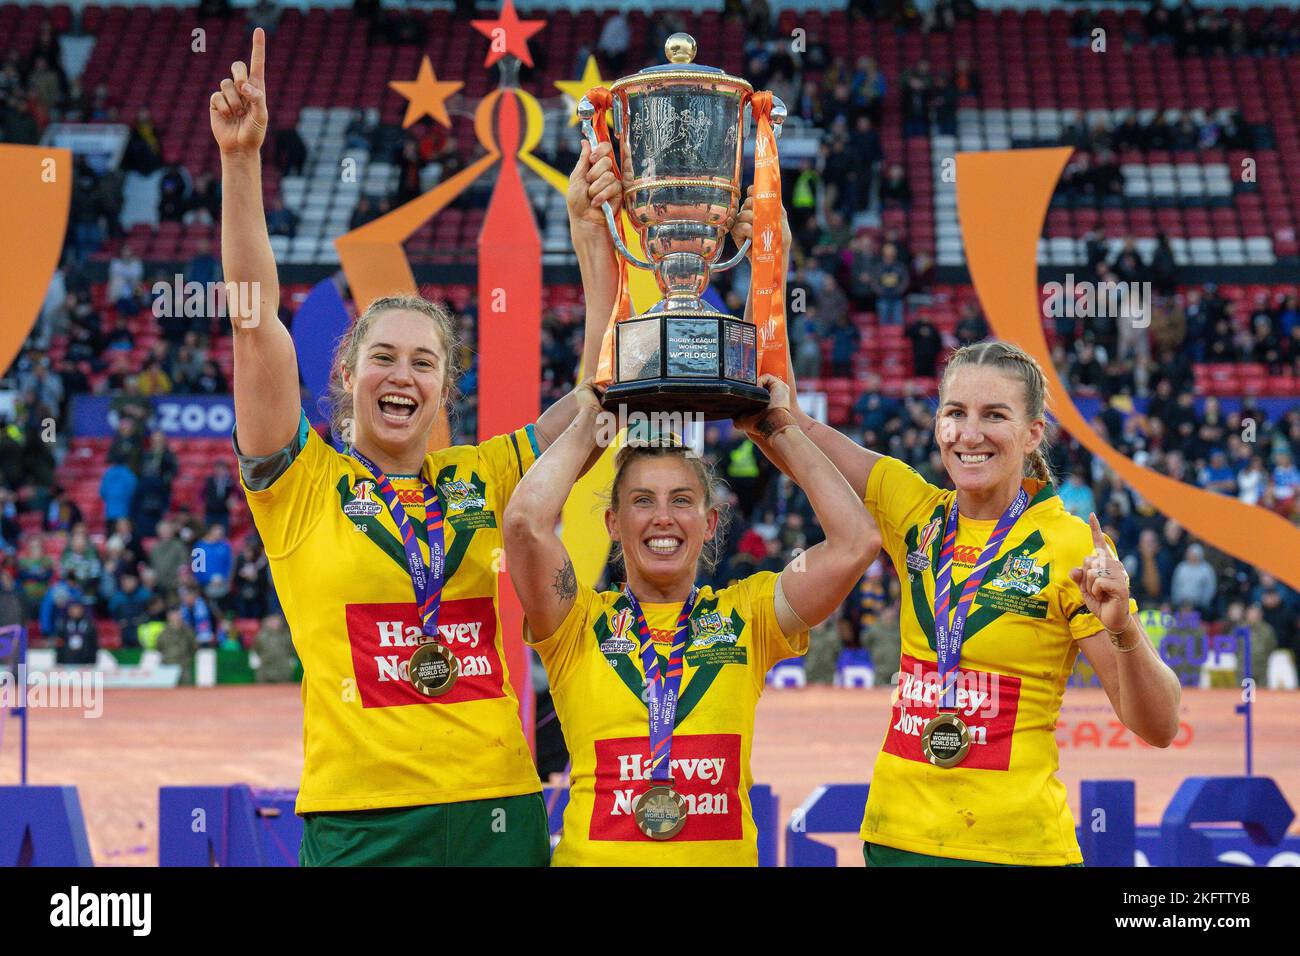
[1,1,1298,687]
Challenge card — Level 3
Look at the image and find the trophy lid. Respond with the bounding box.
[608,32,752,94]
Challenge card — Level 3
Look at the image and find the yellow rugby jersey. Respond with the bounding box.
[530,571,807,866]
[860,456,1136,865]
[240,418,542,814]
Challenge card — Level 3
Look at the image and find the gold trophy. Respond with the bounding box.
[579,34,787,419]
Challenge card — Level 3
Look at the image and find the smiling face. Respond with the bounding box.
[341,309,450,465]
[936,365,1045,503]
[606,454,718,595]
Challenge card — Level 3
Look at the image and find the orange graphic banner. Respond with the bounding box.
[0,145,71,374]
[956,147,1300,590]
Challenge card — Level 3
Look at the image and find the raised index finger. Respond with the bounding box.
[249,27,266,84]
[1088,511,1108,551]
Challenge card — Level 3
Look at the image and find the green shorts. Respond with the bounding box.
[301,792,551,867]
[864,843,1083,867]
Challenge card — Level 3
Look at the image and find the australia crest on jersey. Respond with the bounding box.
[343,480,383,517]
[599,607,638,656]
[689,610,738,648]
[986,551,1048,595]
[906,517,942,573]
[439,479,487,513]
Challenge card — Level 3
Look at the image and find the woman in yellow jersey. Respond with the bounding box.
[746,340,1183,866]
[209,29,622,865]
[502,378,879,865]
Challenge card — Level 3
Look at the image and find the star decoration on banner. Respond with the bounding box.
[389,56,464,128]
[472,0,546,69]
[554,54,606,127]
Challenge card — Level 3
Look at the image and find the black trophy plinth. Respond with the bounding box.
[602,312,769,420]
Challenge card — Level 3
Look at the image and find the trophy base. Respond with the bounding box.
[602,379,769,421]
[608,311,767,421]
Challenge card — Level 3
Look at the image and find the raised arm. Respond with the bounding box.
[209,27,300,457]
[731,193,882,498]
[738,376,881,634]
[534,141,620,454]
[504,383,603,639]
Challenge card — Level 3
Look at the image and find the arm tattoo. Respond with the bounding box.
[551,557,577,601]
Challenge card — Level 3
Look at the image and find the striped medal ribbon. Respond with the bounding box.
[623,584,698,840]
[924,486,1029,767]
[350,449,454,697]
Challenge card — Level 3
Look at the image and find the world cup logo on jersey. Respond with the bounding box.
[343,480,383,518]
[907,516,942,573]
[600,607,638,655]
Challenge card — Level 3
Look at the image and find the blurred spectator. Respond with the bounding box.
[828,313,860,377]
[596,11,630,73]
[872,243,909,325]
[158,158,192,222]
[134,432,178,537]
[203,459,236,530]
[0,568,25,629]
[234,538,271,619]
[185,171,221,224]
[273,126,307,176]
[253,612,297,682]
[905,312,942,378]
[187,238,222,287]
[100,455,139,526]
[193,523,233,601]
[157,606,197,684]
[1059,472,1097,519]
[60,526,102,592]
[55,599,98,665]
[107,245,144,311]
[1171,543,1217,619]
[108,573,152,649]
[178,585,215,647]
[149,519,190,592]
[265,197,298,238]
[108,416,145,475]
[122,108,163,174]
[18,536,54,615]
[879,163,912,208]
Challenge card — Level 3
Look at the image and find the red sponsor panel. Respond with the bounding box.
[882,653,1021,771]
[344,598,504,708]
[589,734,742,842]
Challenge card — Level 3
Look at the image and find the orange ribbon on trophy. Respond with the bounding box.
[584,86,633,388]
[749,91,789,383]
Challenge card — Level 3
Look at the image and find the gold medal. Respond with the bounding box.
[921,711,971,768]
[633,784,688,840]
[409,642,457,697]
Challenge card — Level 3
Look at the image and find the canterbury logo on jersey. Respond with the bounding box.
[590,734,742,842]
[344,598,504,708]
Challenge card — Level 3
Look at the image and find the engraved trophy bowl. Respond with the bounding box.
[579,33,786,420]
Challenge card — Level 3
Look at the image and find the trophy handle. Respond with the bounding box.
[711,239,751,273]
[578,96,654,272]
